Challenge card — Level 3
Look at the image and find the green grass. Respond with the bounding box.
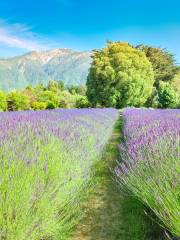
[70,118,166,240]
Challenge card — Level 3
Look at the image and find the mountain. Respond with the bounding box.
[0,49,92,91]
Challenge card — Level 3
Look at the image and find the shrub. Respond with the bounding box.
[46,101,56,109]
[158,82,177,108]
[31,101,47,110]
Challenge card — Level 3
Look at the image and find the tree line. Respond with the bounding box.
[0,81,89,111]
[0,41,179,111]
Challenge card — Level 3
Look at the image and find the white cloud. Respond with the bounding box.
[0,20,52,51]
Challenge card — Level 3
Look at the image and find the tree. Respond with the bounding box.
[68,85,87,96]
[0,91,7,111]
[137,45,177,88]
[145,87,159,108]
[7,91,30,111]
[47,80,59,92]
[158,82,177,108]
[37,91,60,108]
[171,70,180,107]
[76,85,87,96]
[23,89,37,108]
[59,90,76,108]
[57,80,64,91]
[34,82,45,92]
[87,42,154,108]
[171,69,180,93]
[76,96,90,108]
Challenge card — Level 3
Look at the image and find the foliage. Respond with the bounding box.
[46,101,56,109]
[145,87,159,108]
[7,91,30,111]
[116,109,180,238]
[68,85,87,96]
[171,68,180,91]
[59,90,76,108]
[171,70,180,107]
[158,82,178,108]
[137,45,177,88]
[31,101,47,110]
[0,80,89,111]
[37,90,60,108]
[57,80,65,91]
[87,42,154,108]
[76,96,90,108]
[47,79,59,92]
[0,108,117,239]
[0,42,179,111]
[23,88,37,107]
[0,91,7,111]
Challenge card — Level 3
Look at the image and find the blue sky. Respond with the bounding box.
[0,0,179,63]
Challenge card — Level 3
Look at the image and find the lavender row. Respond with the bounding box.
[115,108,180,237]
[0,108,118,240]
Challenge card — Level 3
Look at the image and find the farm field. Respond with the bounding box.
[0,0,179,239]
[116,108,180,239]
[0,108,118,240]
[0,108,179,240]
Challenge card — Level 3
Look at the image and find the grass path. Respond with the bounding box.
[70,119,125,240]
[70,119,164,240]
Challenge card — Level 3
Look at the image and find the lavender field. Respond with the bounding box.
[116,109,180,238]
[0,108,118,240]
[0,107,179,240]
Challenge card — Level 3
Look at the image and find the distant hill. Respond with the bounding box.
[0,49,92,91]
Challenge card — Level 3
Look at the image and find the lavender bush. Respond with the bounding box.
[0,108,118,240]
[115,108,180,238]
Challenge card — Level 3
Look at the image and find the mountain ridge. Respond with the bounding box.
[0,48,92,91]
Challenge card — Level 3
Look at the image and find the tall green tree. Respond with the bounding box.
[87,42,154,108]
[137,45,177,88]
